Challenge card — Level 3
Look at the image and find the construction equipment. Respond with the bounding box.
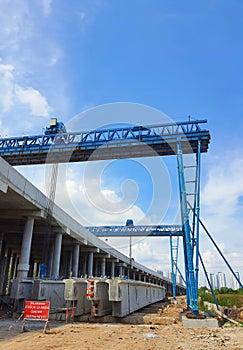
[44,118,67,135]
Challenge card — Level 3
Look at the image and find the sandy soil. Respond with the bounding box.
[0,302,242,350]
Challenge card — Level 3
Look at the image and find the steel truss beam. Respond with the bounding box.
[0,120,210,165]
[88,225,183,237]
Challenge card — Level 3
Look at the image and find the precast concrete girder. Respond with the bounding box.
[81,247,100,253]
[94,253,111,259]
[0,209,45,219]
[0,178,8,193]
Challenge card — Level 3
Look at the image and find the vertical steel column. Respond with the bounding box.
[170,235,179,298]
[195,141,201,292]
[177,142,198,314]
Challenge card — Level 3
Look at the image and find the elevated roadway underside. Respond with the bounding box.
[0,156,185,315]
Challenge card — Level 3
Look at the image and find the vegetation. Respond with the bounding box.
[198,287,243,308]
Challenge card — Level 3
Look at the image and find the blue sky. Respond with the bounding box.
[0,0,243,286]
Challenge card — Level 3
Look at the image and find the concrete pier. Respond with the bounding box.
[52,232,62,278]
[17,217,34,278]
[72,243,80,278]
[88,252,94,277]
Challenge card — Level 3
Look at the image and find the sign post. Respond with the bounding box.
[22,301,50,333]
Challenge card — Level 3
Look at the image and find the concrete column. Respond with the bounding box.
[94,260,98,277]
[80,255,87,276]
[10,253,17,279]
[119,266,124,276]
[0,243,6,292]
[101,257,106,277]
[17,217,34,279]
[47,242,54,278]
[0,233,5,279]
[143,275,146,282]
[1,248,11,295]
[138,273,142,281]
[72,243,80,278]
[132,271,136,280]
[67,251,72,278]
[111,261,115,278]
[88,252,93,277]
[12,253,18,279]
[52,232,62,279]
[0,232,4,262]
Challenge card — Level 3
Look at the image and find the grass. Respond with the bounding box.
[199,292,243,308]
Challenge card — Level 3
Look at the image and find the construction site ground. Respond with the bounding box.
[0,298,242,350]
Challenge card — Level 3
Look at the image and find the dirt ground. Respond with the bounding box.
[0,301,242,350]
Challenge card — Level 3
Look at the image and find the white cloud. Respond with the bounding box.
[0,1,32,51]
[15,86,52,117]
[200,151,243,281]
[78,12,86,21]
[201,152,243,235]
[0,60,52,136]
[41,0,52,16]
[54,170,150,226]
[0,63,15,112]
[49,47,63,66]
[202,155,243,214]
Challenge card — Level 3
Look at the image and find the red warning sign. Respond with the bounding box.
[23,301,50,321]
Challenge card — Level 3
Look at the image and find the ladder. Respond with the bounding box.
[176,139,201,314]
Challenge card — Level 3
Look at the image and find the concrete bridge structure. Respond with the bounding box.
[0,156,185,317]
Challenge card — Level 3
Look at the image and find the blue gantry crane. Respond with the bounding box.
[0,118,210,165]
[0,117,212,315]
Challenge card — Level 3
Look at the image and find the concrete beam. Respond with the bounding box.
[0,178,8,193]
[109,279,166,317]
[81,247,100,253]
[107,258,119,263]
[94,253,111,258]
[0,209,45,218]
[116,262,127,267]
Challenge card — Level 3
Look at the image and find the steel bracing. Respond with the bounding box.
[0,119,210,165]
[170,235,180,298]
[88,225,183,237]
